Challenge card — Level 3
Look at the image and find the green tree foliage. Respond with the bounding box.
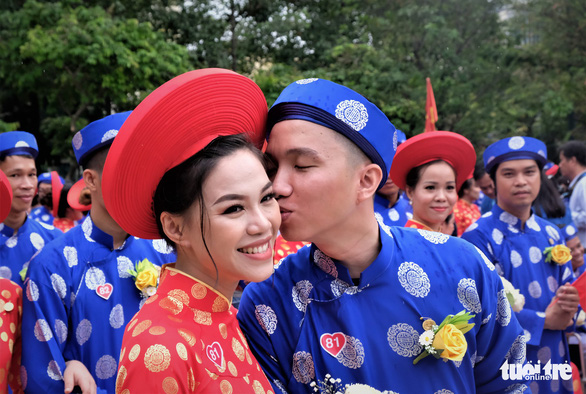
[0,0,190,168]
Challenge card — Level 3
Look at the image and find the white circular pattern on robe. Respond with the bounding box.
[464,222,478,233]
[559,340,565,357]
[70,291,76,307]
[47,360,63,380]
[496,289,512,326]
[39,222,55,231]
[82,219,94,242]
[507,225,519,234]
[545,225,560,241]
[505,383,528,394]
[54,319,68,344]
[566,225,576,236]
[470,351,477,368]
[482,313,492,325]
[42,214,50,222]
[546,276,558,294]
[434,390,453,394]
[0,266,12,280]
[387,323,423,357]
[63,246,78,267]
[335,335,365,369]
[30,232,45,250]
[562,374,574,391]
[117,256,134,278]
[291,351,315,384]
[495,263,504,277]
[457,278,482,313]
[487,242,494,256]
[506,335,526,364]
[152,239,174,254]
[375,212,393,237]
[331,279,360,297]
[76,319,92,346]
[397,262,430,298]
[491,229,503,245]
[499,212,518,226]
[21,366,27,389]
[510,250,523,268]
[407,212,413,219]
[393,131,399,150]
[536,311,545,318]
[508,136,525,150]
[34,319,53,342]
[5,236,17,248]
[417,229,449,244]
[528,281,542,299]
[101,129,118,143]
[523,330,531,343]
[72,132,83,150]
[255,304,278,335]
[95,354,117,379]
[15,140,30,148]
[109,304,125,329]
[296,78,318,84]
[526,216,541,232]
[26,279,39,301]
[529,246,542,263]
[335,100,369,131]
[85,267,106,290]
[50,273,67,299]
[273,380,287,394]
[474,247,495,271]
[292,280,313,313]
[537,346,551,364]
[313,250,338,278]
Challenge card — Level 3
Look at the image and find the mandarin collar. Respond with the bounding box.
[491,204,540,233]
[159,264,232,312]
[81,215,129,250]
[0,214,31,238]
[310,223,394,289]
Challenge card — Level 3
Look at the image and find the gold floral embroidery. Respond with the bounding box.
[220,380,233,394]
[162,376,179,394]
[177,328,196,347]
[252,380,265,394]
[145,294,159,305]
[195,350,202,364]
[232,337,245,362]
[115,366,127,392]
[144,344,171,372]
[176,343,188,361]
[219,323,228,339]
[246,350,252,365]
[228,361,237,377]
[126,318,138,332]
[205,368,218,380]
[120,390,130,394]
[168,289,190,306]
[159,296,184,315]
[212,296,229,312]
[192,308,212,325]
[149,326,166,336]
[128,344,141,362]
[191,283,207,299]
[132,320,152,337]
[167,316,183,323]
[187,367,197,391]
[119,347,126,361]
[237,328,249,350]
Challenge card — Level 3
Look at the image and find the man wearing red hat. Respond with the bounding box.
[237,79,528,393]
[0,131,62,288]
[21,113,176,394]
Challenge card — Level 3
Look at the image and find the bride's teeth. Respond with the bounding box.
[239,243,269,254]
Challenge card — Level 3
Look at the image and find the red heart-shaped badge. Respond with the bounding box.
[320,332,347,357]
[96,283,113,300]
[206,341,224,368]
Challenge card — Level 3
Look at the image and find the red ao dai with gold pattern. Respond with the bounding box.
[116,265,273,394]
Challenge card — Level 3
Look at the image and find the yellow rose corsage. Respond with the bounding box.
[543,245,572,265]
[128,258,161,297]
[413,310,475,364]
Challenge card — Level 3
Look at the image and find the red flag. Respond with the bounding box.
[571,270,586,311]
[424,77,438,132]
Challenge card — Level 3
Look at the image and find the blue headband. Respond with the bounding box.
[0,131,39,158]
[72,111,132,166]
[484,136,547,174]
[267,78,397,188]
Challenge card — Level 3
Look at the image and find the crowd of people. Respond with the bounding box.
[1,68,586,394]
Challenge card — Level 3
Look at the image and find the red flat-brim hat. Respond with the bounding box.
[102,68,268,239]
[0,170,13,223]
[67,178,91,211]
[389,131,476,190]
[51,171,64,218]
